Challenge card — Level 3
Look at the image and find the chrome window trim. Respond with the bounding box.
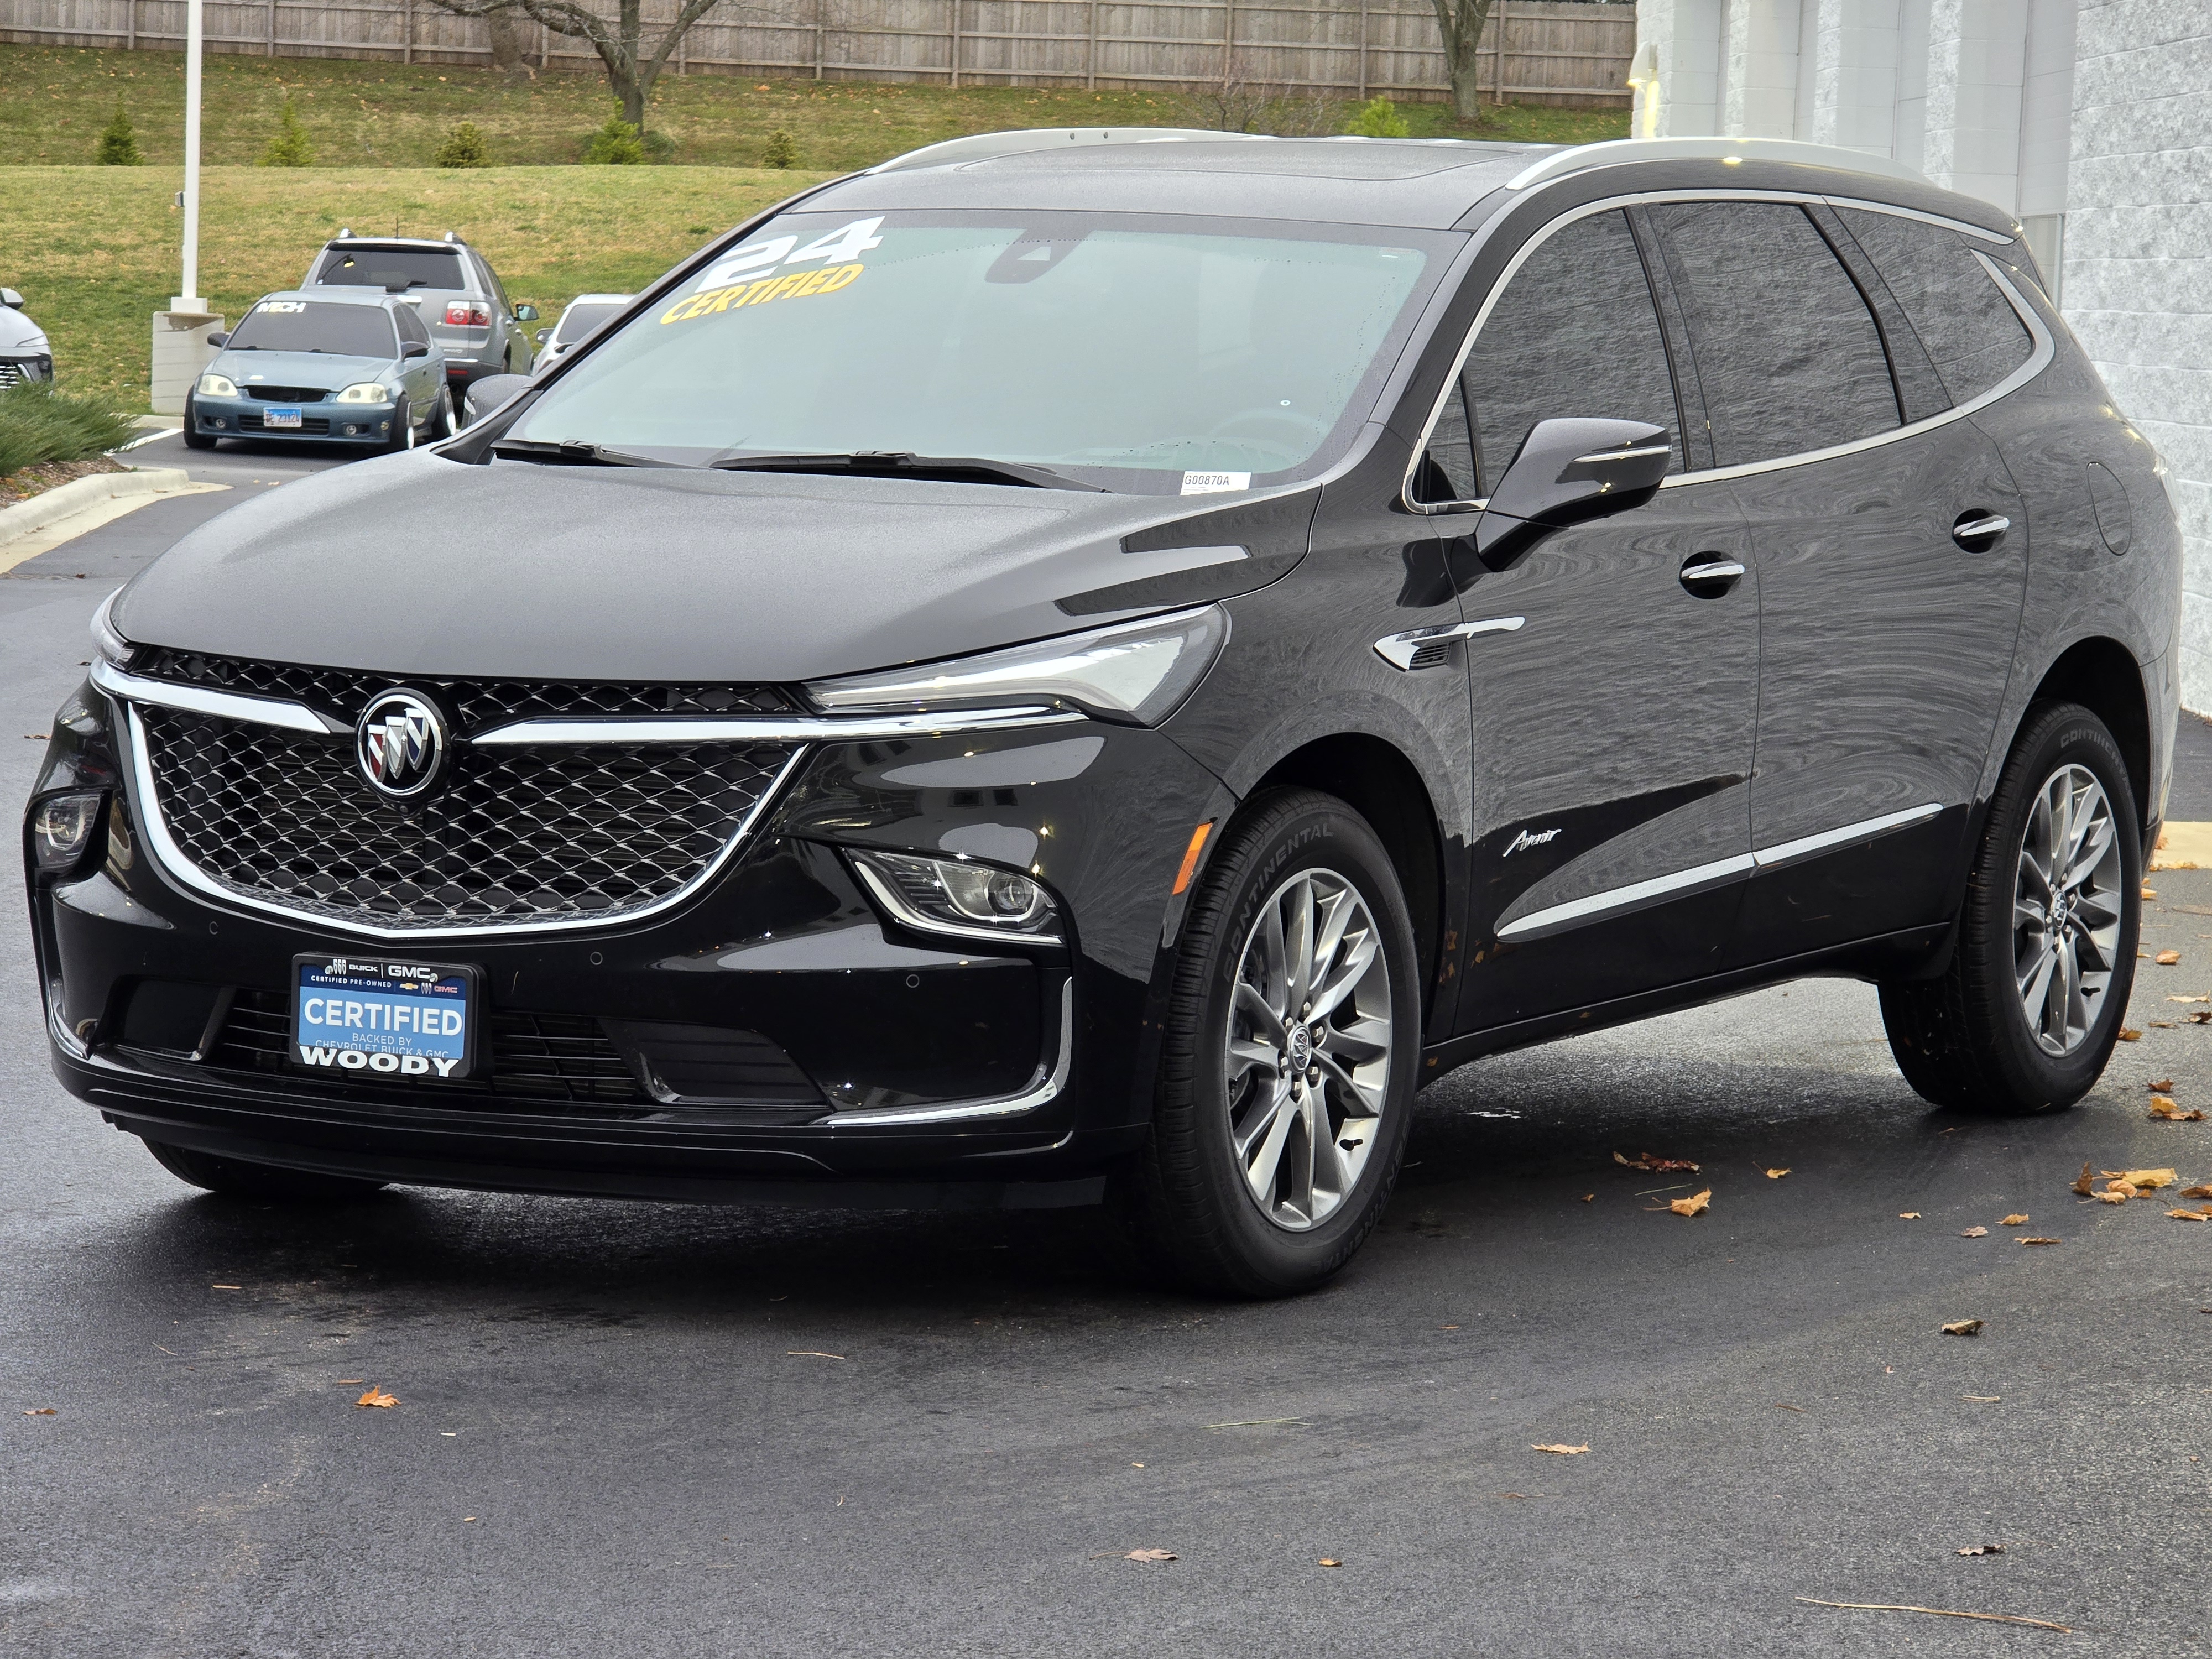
[1400,189,2050,514]
[120,702,813,942]
[1494,802,1945,941]
[818,979,1073,1126]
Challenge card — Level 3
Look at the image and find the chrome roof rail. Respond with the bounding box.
[867,127,1270,174]
[1504,137,1928,192]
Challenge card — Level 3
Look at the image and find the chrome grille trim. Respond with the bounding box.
[93,660,349,735]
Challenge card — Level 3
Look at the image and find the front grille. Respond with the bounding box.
[238,411,332,435]
[208,988,648,1110]
[244,385,331,402]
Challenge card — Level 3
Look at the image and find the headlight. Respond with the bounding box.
[335,382,392,404]
[91,589,131,668]
[30,791,105,874]
[849,849,1062,943]
[807,606,1228,727]
[196,372,237,397]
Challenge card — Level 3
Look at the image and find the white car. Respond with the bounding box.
[0,288,54,386]
[533,293,634,372]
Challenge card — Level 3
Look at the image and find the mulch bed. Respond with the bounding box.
[1,453,128,506]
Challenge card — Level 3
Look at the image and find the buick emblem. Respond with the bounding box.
[355,690,450,800]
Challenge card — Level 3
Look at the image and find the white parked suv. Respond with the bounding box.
[0,287,54,386]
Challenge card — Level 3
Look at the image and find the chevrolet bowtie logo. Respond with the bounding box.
[355,690,450,800]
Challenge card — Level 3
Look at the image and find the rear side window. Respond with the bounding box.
[1646,202,1900,467]
[392,304,430,346]
[1413,208,1678,502]
[557,301,627,346]
[314,246,466,293]
[1834,207,2033,405]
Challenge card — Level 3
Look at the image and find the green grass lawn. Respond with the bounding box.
[1,166,834,408]
[2,43,1626,169]
[0,42,1627,408]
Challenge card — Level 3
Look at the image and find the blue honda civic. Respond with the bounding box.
[183,289,450,452]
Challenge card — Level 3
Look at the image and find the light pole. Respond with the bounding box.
[173,0,205,310]
[152,0,217,414]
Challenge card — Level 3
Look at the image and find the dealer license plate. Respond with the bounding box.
[292,955,478,1079]
[264,405,304,429]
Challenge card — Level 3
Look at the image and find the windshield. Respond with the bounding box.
[555,301,628,345]
[509,211,1454,492]
[314,246,466,292]
[227,300,397,358]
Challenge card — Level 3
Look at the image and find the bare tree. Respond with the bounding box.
[1427,0,1496,122]
[425,0,752,132]
[1195,55,1334,137]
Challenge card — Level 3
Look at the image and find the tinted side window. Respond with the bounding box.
[392,304,430,346]
[1465,209,1680,491]
[1834,207,2033,405]
[1647,202,1900,467]
[1411,383,1477,504]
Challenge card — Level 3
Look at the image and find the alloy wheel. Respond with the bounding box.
[2014,762,2124,1056]
[1223,869,1393,1231]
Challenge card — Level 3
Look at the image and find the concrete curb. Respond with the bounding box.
[0,468,199,550]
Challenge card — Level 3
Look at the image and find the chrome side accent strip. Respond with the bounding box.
[1750,802,1945,872]
[1373,616,1523,670]
[472,707,1084,745]
[1498,852,1755,940]
[91,659,349,736]
[817,979,1074,1126]
[122,703,813,941]
[1573,443,1671,464]
[1494,802,1949,940]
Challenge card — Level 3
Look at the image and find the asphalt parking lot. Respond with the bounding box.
[4,444,2209,1655]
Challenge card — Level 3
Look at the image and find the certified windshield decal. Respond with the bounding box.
[663,216,883,324]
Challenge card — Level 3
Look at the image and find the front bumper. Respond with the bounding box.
[28,681,1227,1204]
[191,392,395,444]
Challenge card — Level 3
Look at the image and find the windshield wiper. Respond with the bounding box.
[489,438,681,468]
[706,450,1104,492]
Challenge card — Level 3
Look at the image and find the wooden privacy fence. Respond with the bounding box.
[0,0,1634,104]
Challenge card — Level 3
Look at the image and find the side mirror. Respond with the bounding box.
[534,328,552,346]
[0,288,22,309]
[463,372,532,426]
[1474,418,1672,567]
[513,303,539,322]
[206,331,229,349]
[401,340,431,359]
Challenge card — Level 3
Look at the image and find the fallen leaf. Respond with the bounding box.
[1532,1443,1589,1455]
[2193,1010,2212,1024]
[2167,1208,2209,1222]
[355,1387,399,1408]
[2072,1162,2096,1196]
[2157,950,2182,964]
[2151,1097,2207,1121]
[2105,1167,2178,1190]
[1668,1189,1711,1218]
[1959,1225,1989,1237]
[1615,1151,1699,1172]
[2120,1028,2143,1041]
[1317,1558,1343,1568]
[1766,1168,1791,1179]
[2143,886,2158,899]
[1999,1214,2030,1226]
[1124,1548,1177,1563]
[23,1407,55,1415]
[2017,1236,2060,1246]
[1940,1319,1984,1336]
[2180,1185,2212,1199]
[1900,1212,1922,1220]
[1580,1193,1594,1203]
[1956,1543,2006,1556]
[2151,1078,2178,1091]
[2096,1188,2132,1203]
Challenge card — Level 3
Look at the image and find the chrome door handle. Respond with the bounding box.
[1952,512,2011,550]
[1678,554,1745,596]
[1374,615,1524,671]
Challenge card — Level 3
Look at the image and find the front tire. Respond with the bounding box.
[142,1138,388,1201]
[1880,701,2141,1114]
[181,393,216,450]
[1125,789,1421,1296]
[384,395,412,453]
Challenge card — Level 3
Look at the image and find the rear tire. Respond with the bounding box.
[1121,788,1420,1296]
[1880,701,2140,1115]
[142,1137,388,1201]
[181,393,216,451]
[427,392,453,441]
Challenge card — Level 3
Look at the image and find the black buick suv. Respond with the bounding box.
[25,131,2180,1294]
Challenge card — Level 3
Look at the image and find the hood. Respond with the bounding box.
[112,451,1312,683]
[213,349,395,390]
[0,307,48,355]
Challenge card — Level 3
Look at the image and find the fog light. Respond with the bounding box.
[30,791,105,873]
[849,849,1061,943]
[343,424,362,435]
[209,416,227,429]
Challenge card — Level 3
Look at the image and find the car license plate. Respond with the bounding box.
[264,405,304,429]
[292,955,478,1079]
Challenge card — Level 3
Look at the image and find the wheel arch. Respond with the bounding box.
[2025,636,2152,835]
[1247,733,1452,1033]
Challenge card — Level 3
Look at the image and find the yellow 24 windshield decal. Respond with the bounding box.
[661,216,883,324]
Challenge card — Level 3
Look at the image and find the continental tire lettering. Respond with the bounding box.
[659,264,865,324]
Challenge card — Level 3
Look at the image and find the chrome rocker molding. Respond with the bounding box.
[1496,802,1943,941]
[118,702,813,942]
[818,980,1075,1126]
